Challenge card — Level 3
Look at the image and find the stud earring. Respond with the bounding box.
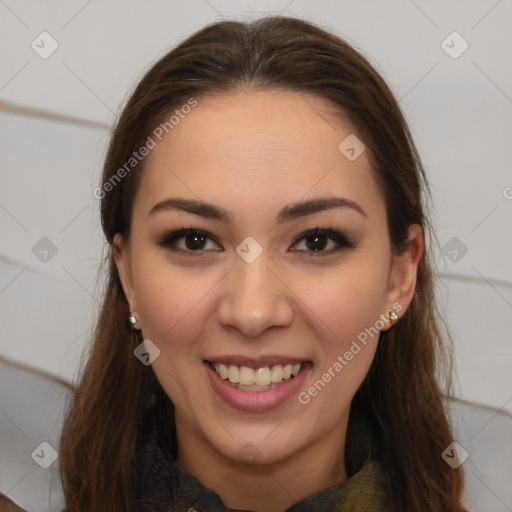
[128,309,140,329]
[388,310,398,326]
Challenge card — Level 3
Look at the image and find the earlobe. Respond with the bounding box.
[383,224,424,327]
[128,309,141,330]
[112,233,136,306]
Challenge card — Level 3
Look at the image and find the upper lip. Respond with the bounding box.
[205,355,311,368]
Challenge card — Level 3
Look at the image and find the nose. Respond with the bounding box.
[216,252,294,339]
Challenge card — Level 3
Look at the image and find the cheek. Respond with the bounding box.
[130,250,218,354]
[130,254,220,412]
[296,261,388,342]
[293,269,384,424]
[292,259,388,396]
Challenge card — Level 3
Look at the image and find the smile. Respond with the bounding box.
[205,358,312,411]
[208,361,304,390]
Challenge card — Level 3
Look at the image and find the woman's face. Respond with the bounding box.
[114,89,421,468]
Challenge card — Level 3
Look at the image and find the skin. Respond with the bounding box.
[114,89,423,511]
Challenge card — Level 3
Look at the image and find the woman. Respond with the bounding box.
[59,16,467,511]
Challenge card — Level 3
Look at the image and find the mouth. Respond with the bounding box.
[204,357,312,412]
[206,360,310,391]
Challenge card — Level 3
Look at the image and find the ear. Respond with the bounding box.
[112,233,136,308]
[382,224,424,330]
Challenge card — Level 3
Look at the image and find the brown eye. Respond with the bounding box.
[156,228,223,254]
[184,232,208,250]
[304,233,329,252]
[290,228,354,256]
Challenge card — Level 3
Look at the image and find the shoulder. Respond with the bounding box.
[333,460,391,512]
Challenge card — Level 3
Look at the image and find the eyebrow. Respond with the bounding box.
[148,196,367,222]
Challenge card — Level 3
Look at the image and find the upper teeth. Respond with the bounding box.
[213,363,302,386]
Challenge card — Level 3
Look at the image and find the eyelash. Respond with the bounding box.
[155,226,355,257]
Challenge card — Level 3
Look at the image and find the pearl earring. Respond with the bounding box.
[128,309,139,328]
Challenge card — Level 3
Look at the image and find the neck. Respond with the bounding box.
[176,423,348,512]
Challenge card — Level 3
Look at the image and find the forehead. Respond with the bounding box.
[135,89,384,219]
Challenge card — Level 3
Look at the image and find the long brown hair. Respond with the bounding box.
[60,16,466,511]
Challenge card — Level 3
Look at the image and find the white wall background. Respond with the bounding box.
[1,0,511,425]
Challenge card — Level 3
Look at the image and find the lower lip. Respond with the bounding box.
[205,362,311,412]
